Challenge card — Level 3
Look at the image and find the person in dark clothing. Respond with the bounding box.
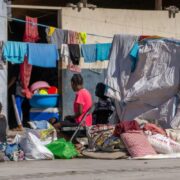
[93,83,115,125]
[8,64,20,129]
[0,102,7,142]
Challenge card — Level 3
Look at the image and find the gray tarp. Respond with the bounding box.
[105,34,180,128]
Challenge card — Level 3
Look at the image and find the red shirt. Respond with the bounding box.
[73,88,92,126]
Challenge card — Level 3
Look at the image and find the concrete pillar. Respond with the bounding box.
[155,0,162,10]
[0,0,7,119]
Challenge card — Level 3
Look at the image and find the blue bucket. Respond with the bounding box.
[29,94,59,108]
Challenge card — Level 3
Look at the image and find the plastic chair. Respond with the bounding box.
[70,105,95,142]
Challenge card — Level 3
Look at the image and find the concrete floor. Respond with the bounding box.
[0,159,180,180]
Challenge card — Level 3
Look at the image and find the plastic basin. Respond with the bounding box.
[29,94,59,108]
[30,81,50,93]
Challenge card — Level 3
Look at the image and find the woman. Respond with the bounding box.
[50,74,93,130]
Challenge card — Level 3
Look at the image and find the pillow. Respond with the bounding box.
[121,130,156,157]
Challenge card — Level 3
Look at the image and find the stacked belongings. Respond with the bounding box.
[29,81,59,122]
[82,124,128,159]
[83,120,180,159]
[114,120,180,159]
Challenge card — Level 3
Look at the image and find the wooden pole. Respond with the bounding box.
[155,0,162,10]
[57,10,63,120]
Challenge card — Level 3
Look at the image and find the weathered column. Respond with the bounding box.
[0,0,7,118]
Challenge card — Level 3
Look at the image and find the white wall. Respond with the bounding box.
[62,8,180,42]
[0,0,7,117]
[61,8,180,69]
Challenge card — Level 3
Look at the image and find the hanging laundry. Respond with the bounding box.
[67,64,81,73]
[104,34,137,102]
[61,44,70,65]
[81,44,96,63]
[68,30,80,44]
[47,27,56,36]
[46,27,64,49]
[63,30,68,44]
[75,32,80,44]
[23,16,40,42]
[68,44,80,65]
[79,32,87,44]
[28,43,59,68]
[20,57,32,99]
[96,43,111,61]
[61,44,81,73]
[3,41,27,64]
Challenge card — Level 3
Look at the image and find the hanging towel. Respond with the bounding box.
[28,43,59,68]
[81,44,96,63]
[79,32,87,44]
[23,16,40,42]
[96,43,111,61]
[68,44,80,65]
[3,41,27,64]
[46,28,64,49]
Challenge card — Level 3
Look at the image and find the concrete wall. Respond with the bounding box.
[0,0,7,117]
[61,8,180,117]
[62,8,180,42]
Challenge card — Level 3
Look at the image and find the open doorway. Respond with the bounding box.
[7,8,59,129]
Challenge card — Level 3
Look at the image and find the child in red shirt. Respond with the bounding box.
[50,74,93,129]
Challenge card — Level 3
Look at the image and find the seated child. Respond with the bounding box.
[93,83,115,125]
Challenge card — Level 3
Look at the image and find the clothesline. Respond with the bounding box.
[0,15,113,39]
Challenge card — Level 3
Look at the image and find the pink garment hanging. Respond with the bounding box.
[68,31,80,44]
[23,16,40,42]
[67,63,81,73]
[20,16,40,98]
[20,57,32,99]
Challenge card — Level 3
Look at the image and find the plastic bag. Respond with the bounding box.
[46,138,78,159]
[148,134,180,154]
[26,124,57,146]
[19,132,54,160]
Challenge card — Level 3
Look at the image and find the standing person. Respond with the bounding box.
[12,78,25,131]
[8,64,19,129]
[50,74,93,130]
[8,63,24,131]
